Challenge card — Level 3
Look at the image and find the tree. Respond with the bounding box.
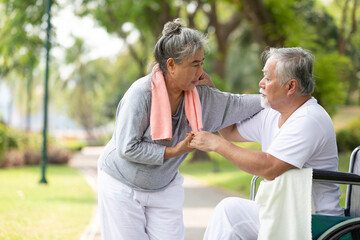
[226,0,348,115]
[335,0,359,104]
[61,37,106,139]
[76,0,181,77]
[239,0,286,47]
[0,0,47,78]
[0,0,61,130]
[76,0,248,161]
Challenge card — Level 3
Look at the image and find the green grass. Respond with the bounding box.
[0,165,96,240]
[338,151,351,207]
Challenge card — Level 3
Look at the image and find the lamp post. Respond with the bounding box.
[39,0,52,184]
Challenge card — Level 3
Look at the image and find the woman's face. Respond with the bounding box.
[171,49,205,91]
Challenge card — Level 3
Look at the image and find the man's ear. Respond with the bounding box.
[287,79,298,95]
[167,58,176,74]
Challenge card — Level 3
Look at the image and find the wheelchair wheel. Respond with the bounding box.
[317,218,360,240]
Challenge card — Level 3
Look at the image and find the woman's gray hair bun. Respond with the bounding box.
[162,18,183,37]
[152,18,207,74]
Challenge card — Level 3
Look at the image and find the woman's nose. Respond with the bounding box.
[197,66,204,77]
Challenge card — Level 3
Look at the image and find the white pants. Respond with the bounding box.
[98,170,185,240]
[203,197,260,240]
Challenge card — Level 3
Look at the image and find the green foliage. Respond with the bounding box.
[61,37,110,135]
[0,0,46,77]
[336,117,360,152]
[313,51,348,116]
[336,129,360,153]
[209,74,230,92]
[225,36,262,93]
[0,124,6,161]
[101,50,142,120]
[264,0,297,41]
[0,124,24,164]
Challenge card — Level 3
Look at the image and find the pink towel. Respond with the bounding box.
[150,64,203,140]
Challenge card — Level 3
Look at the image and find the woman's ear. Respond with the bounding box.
[167,58,176,74]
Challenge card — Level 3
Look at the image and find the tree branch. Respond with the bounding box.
[345,0,358,47]
[338,0,350,55]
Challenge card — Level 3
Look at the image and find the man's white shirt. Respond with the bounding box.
[237,97,344,216]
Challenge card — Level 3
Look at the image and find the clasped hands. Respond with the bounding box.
[184,131,221,152]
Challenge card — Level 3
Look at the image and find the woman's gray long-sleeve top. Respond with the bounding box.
[98,75,262,192]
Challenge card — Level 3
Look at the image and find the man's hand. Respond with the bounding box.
[189,131,221,152]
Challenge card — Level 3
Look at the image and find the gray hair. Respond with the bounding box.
[261,47,315,95]
[153,18,207,74]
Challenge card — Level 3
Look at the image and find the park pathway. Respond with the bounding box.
[69,146,240,240]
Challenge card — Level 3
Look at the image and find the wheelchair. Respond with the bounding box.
[250,146,360,240]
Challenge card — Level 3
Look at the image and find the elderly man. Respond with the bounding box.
[190,47,344,239]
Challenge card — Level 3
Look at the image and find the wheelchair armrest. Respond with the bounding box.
[250,169,360,201]
[313,169,360,185]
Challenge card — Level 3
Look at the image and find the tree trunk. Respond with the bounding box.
[189,149,210,162]
[207,2,242,79]
[26,70,33,133]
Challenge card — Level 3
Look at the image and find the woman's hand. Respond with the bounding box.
[197,72,215,88]
[176,133,195,154]
[164,133,195,159]
[189,131,221,152]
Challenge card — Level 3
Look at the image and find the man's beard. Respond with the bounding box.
[259,88,271,108]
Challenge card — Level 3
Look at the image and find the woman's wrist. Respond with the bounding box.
[164,145,186,159]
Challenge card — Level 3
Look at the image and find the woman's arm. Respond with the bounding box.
[114,79,166,165]
[197,86,263,132]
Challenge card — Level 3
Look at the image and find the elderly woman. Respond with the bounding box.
[97,18,262,240]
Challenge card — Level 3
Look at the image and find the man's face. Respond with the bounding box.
[259,57,288,109]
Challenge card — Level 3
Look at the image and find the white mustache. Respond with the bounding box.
[259,88,266,96]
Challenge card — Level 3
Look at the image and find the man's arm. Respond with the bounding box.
[218,124,249,142]
[190,131,295,180]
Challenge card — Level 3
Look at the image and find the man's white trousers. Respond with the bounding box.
[203,197,260,240]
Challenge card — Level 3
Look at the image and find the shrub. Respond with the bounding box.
[0,150,25,168]
[347,117,360,137]
[0,124,74,168]
[59,138,87,152]
[24,148,41,165]
[47,146,73,164]
[336,117,360,153]
[0,124,6,163]
[0,146,73,168]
